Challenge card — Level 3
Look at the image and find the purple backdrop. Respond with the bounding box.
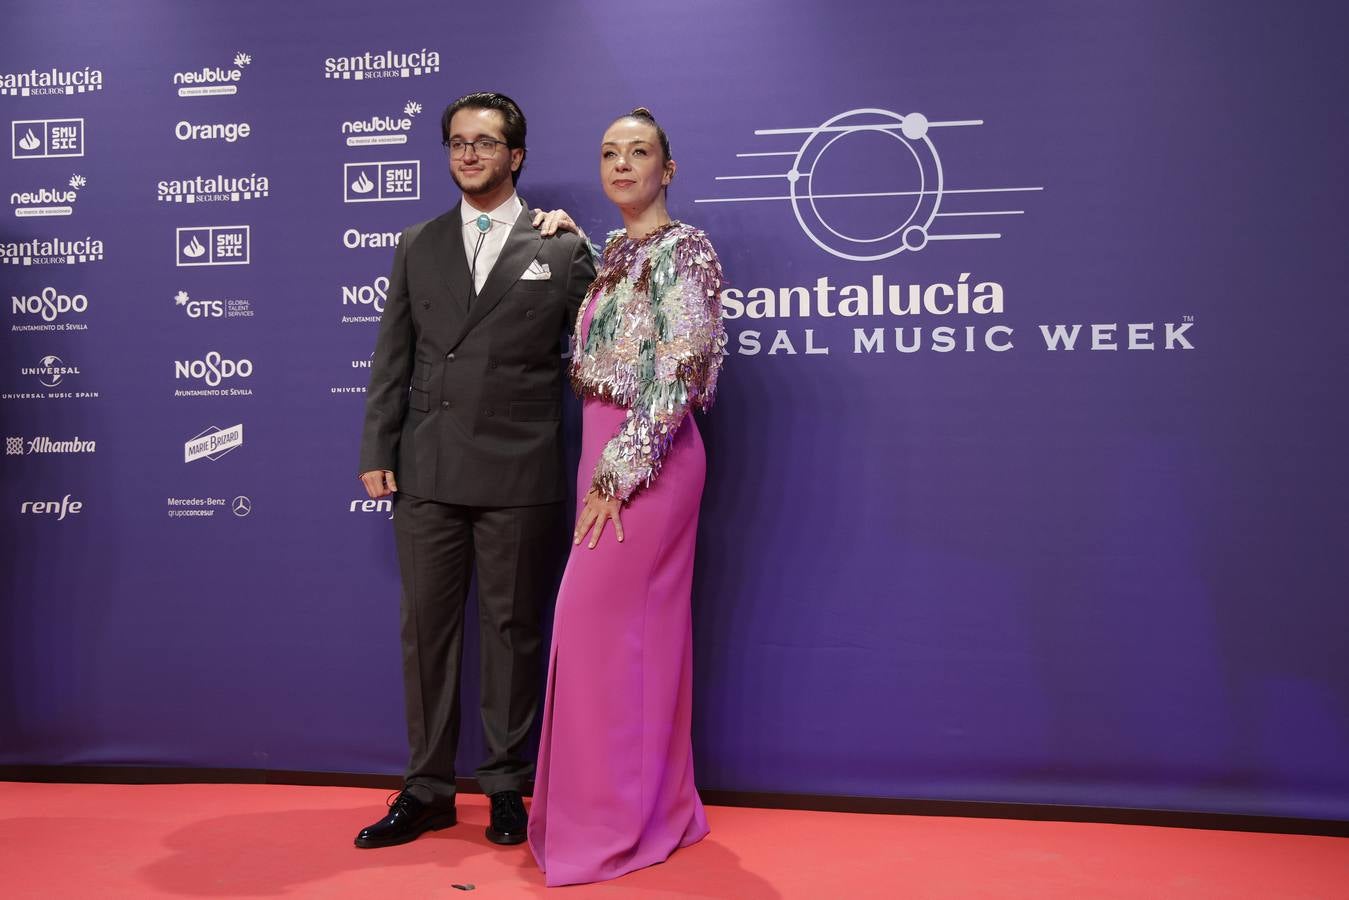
[3,0,1347,820]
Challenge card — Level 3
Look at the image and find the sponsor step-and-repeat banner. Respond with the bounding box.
[2,1,1347,819]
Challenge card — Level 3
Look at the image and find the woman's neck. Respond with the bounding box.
[620,198,673,240]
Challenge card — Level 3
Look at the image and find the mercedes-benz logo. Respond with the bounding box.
[231,495,252,517]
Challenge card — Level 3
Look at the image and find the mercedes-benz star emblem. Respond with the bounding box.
[231,495,252,517]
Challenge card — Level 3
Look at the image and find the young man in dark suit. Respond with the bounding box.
[355,92,595,849]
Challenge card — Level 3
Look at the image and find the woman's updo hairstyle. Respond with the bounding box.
[620,106,671,165]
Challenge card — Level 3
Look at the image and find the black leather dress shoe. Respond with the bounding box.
[485,790,528,845]
[354,790,457,849]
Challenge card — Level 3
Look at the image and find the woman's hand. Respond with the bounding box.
[573,489,624,549]
[532,208,582,238]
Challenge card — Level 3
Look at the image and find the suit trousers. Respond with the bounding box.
[393,491,562,802]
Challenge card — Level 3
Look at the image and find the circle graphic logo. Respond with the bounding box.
[231,495,252,517]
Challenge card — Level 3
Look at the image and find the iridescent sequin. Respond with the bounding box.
[571,222,727,502]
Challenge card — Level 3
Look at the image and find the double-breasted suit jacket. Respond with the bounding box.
[360,201,597,505]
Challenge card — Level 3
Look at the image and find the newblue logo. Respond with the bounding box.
[11,118,84,159]
[324,49,439,80]
[158,173,269,204]
[177,226,250,267]
[174,52,250,97]
[343,101,421,147]
[344,161,419,203]
[1,66,103,97]
[11,174,85,217]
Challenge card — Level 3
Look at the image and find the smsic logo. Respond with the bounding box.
[344,161,420,203]
[19,494,83,520]
[177,226,250,267]
[11,174,85,217]
[0,235,103,266]
[174,120,252,143]
[7,435,97,455]
[157,172,269,204]
[184,423,243,463]
[324,48,440,80]
[174,52,250,97]
[343,100,421,147]
[173,351,254,388]
[175,290,253,320]
[11,118,84,159]
[1,66,103,97]
[21,354,80,387]
[11,287,90,331]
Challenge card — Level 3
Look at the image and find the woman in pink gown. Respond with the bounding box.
[527,108,726,887]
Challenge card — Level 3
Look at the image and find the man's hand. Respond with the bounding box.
[573,489,624,549]
[532,208,582,238]
[360,469,398,499]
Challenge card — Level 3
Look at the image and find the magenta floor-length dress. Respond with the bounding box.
[527,299,710,887]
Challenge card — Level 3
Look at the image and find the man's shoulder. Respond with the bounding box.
[400,209,457,250]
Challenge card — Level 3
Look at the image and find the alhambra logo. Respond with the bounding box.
[1,66,103,97]
[158,173,270,204]
[324,48,439,80]
[174,52,251,97]
[11,174,85,217]
[343,101,421,147]
[0,236,103,266]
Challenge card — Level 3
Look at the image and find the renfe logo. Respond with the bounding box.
[177,226,250,266]
[11,118,84,159]
[20,494,83,520]
[344,161,419,203]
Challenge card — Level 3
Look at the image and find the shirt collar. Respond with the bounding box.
[461,192,522,229]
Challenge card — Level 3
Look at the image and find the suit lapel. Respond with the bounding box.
[447,202,541,349]
[425,204,472,317]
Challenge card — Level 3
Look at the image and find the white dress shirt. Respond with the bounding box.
[460,192,523,295]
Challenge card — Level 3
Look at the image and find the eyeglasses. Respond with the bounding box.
[443,137,509,159]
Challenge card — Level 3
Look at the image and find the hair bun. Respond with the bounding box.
[630,106,654,119]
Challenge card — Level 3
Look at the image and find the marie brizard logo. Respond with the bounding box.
[696,106,1042,261]
[185,423,243,463]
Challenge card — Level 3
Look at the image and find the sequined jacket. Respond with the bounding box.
[570,221,727,502]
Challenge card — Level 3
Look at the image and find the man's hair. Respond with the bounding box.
[441,91,527,185]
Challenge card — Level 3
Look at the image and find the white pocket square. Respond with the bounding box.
[521,261,551,280]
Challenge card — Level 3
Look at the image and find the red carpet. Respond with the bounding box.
[0,783,1344,898]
